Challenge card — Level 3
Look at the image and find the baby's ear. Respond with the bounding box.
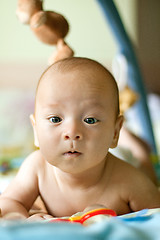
[110,115,124,149]
[30,114,39,148]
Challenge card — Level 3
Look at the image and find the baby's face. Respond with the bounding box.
[32,67,122,174]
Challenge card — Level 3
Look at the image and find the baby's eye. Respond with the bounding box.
[84,117,99,124]
[49,116,62,123]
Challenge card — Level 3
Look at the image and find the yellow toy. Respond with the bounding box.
[112,54,139,114]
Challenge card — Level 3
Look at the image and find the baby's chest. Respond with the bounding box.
[38,173,131,217]
[40,188,87,217]
[38,178,84,216]
[97,185,132,215]
[44,190,122,217]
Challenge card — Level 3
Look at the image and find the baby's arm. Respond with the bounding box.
[119,126,157,184]
[128,167,160,212]
[0,151,41,219]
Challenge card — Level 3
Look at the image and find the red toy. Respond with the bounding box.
[49,207,117,226]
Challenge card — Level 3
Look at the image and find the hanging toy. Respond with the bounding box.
[16,0,74,65]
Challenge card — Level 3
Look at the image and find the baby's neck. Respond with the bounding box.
[53,156,110,190]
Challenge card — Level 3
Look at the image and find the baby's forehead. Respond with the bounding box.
[39,62,115,91]
[36,58,119,114]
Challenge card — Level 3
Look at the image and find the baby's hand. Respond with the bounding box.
[27,212,53,221]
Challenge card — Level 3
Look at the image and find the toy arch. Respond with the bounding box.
[96,0,157,158]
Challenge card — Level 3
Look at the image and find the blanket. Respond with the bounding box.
[0,208,160,240]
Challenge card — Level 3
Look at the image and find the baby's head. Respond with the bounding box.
[35,57,120,118]
[31,57,123,173]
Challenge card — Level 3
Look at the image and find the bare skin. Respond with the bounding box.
[0,57,160,220]
[118,126,158,185]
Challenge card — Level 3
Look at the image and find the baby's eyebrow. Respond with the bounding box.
[84,101,105,109]
[37,103,60,113]
[43,102,60,108]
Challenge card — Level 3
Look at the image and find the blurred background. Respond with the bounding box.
[0,0,160,92]
[0,0,160,177]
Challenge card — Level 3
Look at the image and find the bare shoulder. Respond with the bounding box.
[109,153,160,211]
[22,150,44,165]
[18,150,46,173]
[109,152,139,177]
[1,150,46,208]
[110,153,155,189]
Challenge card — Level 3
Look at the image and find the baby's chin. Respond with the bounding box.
[52,160,90,175]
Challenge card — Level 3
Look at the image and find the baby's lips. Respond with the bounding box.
[64,151,82,156]
[68,151,79,153]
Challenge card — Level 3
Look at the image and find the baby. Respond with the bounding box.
[0,57,160,220]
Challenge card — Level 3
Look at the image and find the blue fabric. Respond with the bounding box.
[1,211,160,240]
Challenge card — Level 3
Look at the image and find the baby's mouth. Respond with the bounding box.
[63,151,82,157]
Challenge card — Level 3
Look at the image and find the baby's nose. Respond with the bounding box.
[63,129,83,140]
[63,122,83,141]
[64,134,81,140]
